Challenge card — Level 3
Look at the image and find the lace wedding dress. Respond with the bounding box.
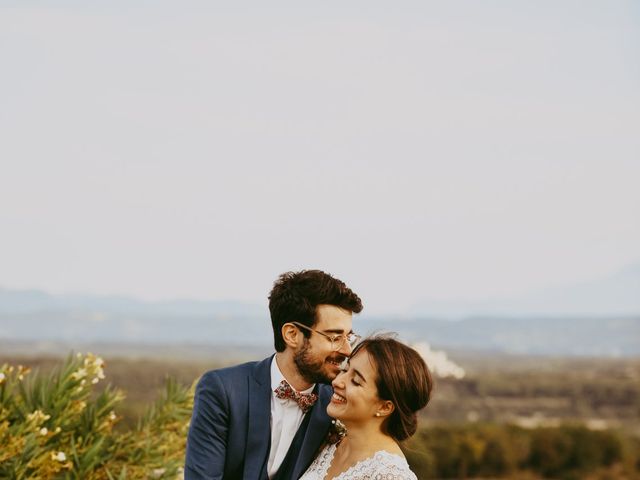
[299,443,417,480]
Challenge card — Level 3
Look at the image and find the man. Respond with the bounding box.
[185,270,363,479]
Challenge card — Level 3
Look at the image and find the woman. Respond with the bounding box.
[300,334,433,480]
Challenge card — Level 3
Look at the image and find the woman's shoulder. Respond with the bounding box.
[349,450,417,480]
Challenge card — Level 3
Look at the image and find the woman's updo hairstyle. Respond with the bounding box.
[351,334,433,441]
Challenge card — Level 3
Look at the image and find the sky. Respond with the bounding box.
[1,1,639,315]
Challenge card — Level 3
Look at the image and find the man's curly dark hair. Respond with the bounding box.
[268,270,363,352]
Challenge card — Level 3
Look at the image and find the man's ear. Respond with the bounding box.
[376,400,395,418]
[281,323,300,348]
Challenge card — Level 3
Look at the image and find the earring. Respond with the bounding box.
[375,413,381,417]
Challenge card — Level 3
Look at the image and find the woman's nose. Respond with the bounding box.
[332,371,346,389]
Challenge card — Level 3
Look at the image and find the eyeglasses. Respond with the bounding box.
[291,322,361,352]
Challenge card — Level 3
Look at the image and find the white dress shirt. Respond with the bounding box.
[267,356,316,479]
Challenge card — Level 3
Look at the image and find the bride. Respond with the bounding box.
[300,334,433,480]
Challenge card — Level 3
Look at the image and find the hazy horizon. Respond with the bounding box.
[2,258,639,319]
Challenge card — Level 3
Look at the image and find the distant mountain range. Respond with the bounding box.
[411,263,640,318]
[0,289,269,346]
[0,289,264,317]
[1,265,638,356]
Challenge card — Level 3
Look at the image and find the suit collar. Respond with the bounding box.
[243,356,274,479]
[250,354,274,385]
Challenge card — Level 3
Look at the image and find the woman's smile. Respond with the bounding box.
[331,392,347,404]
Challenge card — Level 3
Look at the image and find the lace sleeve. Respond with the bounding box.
[370,462,418,480]
[341,451,418,480]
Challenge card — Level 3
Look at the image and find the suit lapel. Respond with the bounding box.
[290,385,332,479]
[243,356,273,480]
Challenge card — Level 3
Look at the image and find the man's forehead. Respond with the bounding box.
[314,304,353,331]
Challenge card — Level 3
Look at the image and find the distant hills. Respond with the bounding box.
[411,263,640,318]
[0,289,264,317]
[1,265,638,356]
[0,288,269,345]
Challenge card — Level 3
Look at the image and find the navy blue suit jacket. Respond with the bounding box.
[185,356,332,480]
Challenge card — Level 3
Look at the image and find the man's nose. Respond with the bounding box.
[337,339,352,357]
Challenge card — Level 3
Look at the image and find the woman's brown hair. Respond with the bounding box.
[351,334,433,441]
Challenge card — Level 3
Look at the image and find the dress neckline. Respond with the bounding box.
[323,443,408,480]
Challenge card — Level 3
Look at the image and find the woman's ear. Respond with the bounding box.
[282,323,300,348]
[375,400,395,418]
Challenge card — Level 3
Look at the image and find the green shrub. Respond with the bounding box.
[0,354,193,480]
[406,423,639,479]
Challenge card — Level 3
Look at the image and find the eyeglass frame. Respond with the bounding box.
[290,321,361,351]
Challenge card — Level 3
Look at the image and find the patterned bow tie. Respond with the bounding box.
[274,380,318,413]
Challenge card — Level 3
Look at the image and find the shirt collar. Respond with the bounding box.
[270,355,315,394]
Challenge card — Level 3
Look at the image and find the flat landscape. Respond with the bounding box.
[3,346,638,431]
[3,345,640,478]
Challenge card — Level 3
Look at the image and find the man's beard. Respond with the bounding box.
[294,339,342,385]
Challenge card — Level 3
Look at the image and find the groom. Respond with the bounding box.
[185,270,363,479]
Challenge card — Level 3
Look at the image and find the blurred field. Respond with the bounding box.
[427,352,640,434]
[3,350,638,429]
[2,349,639,478]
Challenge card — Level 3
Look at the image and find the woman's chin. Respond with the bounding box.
[326,404,342,419]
